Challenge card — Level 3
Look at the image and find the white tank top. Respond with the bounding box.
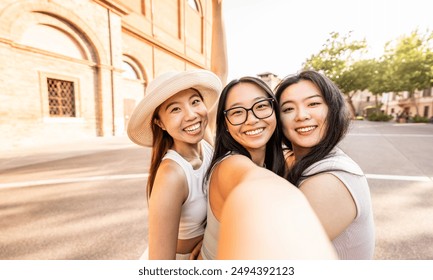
[300,147,375,259]
[162,140,213,240]
[200,154,232,260]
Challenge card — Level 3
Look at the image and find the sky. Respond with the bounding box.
[222,0,433,81]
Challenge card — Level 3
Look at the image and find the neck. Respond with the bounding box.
[172,141,202,162]
[250,150,266,168]
[292,146,310,162]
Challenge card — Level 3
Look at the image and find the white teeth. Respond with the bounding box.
[296,126,315,133]
[245,128,264,135]
[184,123,201,133]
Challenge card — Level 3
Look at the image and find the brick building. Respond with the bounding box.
[0,0,225,150]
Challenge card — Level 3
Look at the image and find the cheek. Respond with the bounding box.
[226,123,236,135]
[280,115,294,139]
[197,106,209,119]
[268,115,277,132]
[318,107,328,122]
[160,114,182,131]
[226,122,240,140]
[282,126,292,140]
[317,110,328,140]
[319,122,328,139]
[280,114,292,129]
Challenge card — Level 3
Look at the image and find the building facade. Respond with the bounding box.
[256,72,281,91]
[381,89,433,121]
[0,0,222,150]
[350,88,433,121]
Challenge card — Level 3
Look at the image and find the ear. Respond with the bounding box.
[154,118,166,130]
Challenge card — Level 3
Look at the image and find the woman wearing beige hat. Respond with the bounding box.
[127,69,222,260]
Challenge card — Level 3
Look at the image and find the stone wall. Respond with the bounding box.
[0,0,214,150]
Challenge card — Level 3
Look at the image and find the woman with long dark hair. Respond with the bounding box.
[274,70,375,259]
[199,76,287,259]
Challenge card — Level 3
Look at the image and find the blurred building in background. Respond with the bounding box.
[0,0,225,150]
[256,72,280,91]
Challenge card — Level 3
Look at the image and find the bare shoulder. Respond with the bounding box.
[151,159,188,203]
[217,154,256,172]
[157,159,186,178]
[213,155,259,184]
[211,154,261,201]
[300,173,352,202]
[300,173,356,240]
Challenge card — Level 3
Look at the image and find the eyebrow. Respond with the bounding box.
[281,94,322,106]
[163,93,202,111]
[226,96,266,109]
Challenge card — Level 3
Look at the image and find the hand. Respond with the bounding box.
[189,240,203,260]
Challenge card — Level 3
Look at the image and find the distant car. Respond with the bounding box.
[355,115,364,120]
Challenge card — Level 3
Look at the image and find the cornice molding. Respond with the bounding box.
[92,0,131,15]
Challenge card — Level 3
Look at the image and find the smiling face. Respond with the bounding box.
[156,88,208,147]
[279,80,328,157]
[224,82,276,162]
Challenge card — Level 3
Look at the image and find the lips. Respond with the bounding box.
[184,122,201,134]
[244,127,264,136]
[295,126,316,133]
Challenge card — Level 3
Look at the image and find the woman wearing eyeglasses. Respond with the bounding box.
[197,77,283,259]
[197,77,336,260]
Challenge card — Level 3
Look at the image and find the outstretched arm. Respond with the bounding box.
[217,168,337,260]
[299,173,357,241]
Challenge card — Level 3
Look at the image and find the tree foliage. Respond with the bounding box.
[303,31,367,93]
[385,30,433,94]
[302,29,433,117]
[303,32,368,116]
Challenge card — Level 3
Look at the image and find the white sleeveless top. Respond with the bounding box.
[162,140,213,240]
[200,190,219,260]
[200,154,232,260]
[300,147,375,259]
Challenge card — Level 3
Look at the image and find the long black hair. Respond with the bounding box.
[205,76,286,180]
[274,70,351,186]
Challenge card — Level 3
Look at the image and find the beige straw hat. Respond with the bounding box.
[127,69,222,147]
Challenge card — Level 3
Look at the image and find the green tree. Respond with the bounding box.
[303,31,367,117]
[364,57,394,114]
[335,59,375,116]
[385,30,433,116]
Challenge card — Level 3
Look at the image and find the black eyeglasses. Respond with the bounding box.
[224,98,275,126]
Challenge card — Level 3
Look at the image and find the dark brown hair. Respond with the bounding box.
[274,70,351,185]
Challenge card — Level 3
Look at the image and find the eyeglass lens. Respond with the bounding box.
[225,99,274,125]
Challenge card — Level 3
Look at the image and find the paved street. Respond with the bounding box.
[0,138,151,260]
[0,121,432,260]
[339,121,433,260]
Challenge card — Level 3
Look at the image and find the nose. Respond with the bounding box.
[244,108,259,124]
[184,105,198,120]
[295,107,311,121]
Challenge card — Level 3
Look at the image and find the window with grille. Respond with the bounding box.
[47,78,76,117]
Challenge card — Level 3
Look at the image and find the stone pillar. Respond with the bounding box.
[209,0,228,137]
[211,0,228,86]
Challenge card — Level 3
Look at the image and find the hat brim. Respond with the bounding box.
[127,70,222,147]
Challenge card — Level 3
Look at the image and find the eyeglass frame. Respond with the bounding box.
[223,98,275,126]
